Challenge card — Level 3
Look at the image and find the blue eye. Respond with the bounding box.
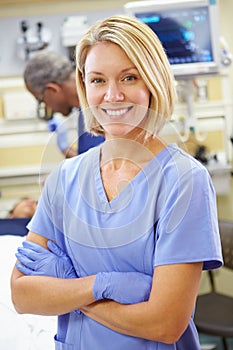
[91,78,103,84]
[124,75,137,82]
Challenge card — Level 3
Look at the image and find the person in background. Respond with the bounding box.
[12,15,223,349]
[0,197,38,236]
[24,51,104,158]
[8,197,37,219]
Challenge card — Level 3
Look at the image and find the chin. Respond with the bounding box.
[106,128,134,138]
[104,122,138,137]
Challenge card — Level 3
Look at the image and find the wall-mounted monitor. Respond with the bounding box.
[124,0,221,79]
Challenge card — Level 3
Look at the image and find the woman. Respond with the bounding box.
[11,15,222,349]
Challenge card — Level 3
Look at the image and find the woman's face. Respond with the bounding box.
[84,42,150,138]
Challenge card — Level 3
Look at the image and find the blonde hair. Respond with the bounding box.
[76,15,176,137]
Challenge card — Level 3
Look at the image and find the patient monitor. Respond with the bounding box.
[124,0,221,79]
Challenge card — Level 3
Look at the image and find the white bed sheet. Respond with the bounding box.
[0,235,56,350]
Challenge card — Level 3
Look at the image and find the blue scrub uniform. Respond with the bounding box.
[28,143,223,350]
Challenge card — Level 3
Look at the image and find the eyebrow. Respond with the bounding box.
[86,66,138,76]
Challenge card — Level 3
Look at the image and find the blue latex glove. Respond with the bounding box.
[16,240,77,279]
[93,271,152,304]
[16,241,81,314]
[47,115,69,152]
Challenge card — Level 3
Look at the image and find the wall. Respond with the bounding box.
[0,1,125,77]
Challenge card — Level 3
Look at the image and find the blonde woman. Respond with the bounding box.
[12,15,222,349]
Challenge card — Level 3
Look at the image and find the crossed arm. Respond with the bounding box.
[80,261,202,343]
[11,231,203,344]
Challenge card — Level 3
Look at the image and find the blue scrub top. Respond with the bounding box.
[28,143,223,350]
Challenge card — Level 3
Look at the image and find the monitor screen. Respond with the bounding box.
[124,0,220,79]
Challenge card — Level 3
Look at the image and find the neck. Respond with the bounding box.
[101,135,157,171]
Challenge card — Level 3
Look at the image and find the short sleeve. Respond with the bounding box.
[153,163,223,270]
[27,162,64,241]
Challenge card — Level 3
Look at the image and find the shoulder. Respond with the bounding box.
[163,144,210,177]
[158,144,214,195]
[50,147,97,176]
[45,146,99,192]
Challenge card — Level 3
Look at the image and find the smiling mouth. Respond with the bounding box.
[102,106,133,117]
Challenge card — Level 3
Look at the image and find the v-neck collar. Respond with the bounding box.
[92,144,176,211]
[93,147,132,211]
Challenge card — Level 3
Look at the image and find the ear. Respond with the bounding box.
[45,82,62,93]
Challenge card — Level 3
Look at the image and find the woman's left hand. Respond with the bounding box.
[15,240,77,279]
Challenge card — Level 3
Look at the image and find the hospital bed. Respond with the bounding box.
[0,218,56,350]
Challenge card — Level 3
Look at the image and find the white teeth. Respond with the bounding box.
[106,108,128,116]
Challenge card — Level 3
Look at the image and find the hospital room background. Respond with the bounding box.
[0,0,233,349]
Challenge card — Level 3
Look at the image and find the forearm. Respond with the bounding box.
[11,267,96,316]
[81,301,150,337]
[81,262,203,343]
[81,300,164,341]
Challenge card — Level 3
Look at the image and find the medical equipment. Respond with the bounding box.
[61,16,89,61]
[61,16,88,47]
[17,20,52,61]
[124,0,221,79]
[124,0,232,143]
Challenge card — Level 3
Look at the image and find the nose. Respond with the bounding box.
[104,82,124,102]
